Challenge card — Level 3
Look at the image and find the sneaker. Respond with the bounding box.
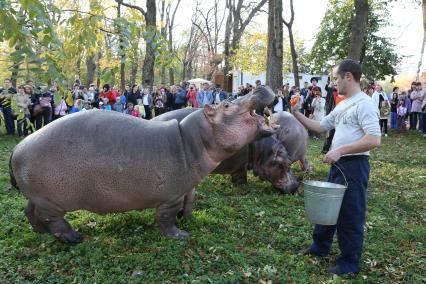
[327,265,359,276]
[298,247,328,257]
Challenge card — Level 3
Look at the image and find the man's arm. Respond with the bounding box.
[291,106,328,134]
[323,134,381,164]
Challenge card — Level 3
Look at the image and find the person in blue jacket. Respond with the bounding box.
[197,82,213,108]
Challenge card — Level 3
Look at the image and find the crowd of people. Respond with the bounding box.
[0,78,229,137]
[1,76,425,140]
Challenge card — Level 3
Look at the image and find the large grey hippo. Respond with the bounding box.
[9,87,278,243]
[154,109,310,194]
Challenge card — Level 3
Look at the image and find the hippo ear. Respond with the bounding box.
[203,104,216,121]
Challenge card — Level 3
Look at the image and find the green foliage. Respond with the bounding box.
[309,0,401,80]
[232,30,309,75]
[0,130,424,282]
[0,0,64,83]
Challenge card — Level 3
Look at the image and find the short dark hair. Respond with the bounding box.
[4,78,11,82]
[336,59,362,82]
[416,82,421,86]
[392,87,399,92]
[310,77,318,83]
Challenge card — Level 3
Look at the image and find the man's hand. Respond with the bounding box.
[323,148,342,164]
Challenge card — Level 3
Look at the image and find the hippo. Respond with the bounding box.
[9,86,278,243]
[154,109,310,194]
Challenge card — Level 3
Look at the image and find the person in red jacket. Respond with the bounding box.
[100,84,116,107]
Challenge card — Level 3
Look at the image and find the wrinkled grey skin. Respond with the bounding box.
[154,109,309,217]
[9,87,277,243]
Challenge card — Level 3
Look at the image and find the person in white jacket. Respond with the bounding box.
[310,86,325,139]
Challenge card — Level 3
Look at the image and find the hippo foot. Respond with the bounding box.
[24,201,49,233]
[161,227,189,240]
[54,230,83,244]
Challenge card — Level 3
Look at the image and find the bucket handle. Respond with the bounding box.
[333,163,348,188]
[303,162,348,188]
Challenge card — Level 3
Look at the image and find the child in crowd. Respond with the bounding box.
[397,99,407,134]
[379,99,390,137]
[113,95,124,113]
[136,99,146,118]
[69,99,84,114]
[99,97,111,111]
[54,96,68,119]
[131,103,141,118]
[125,102,134,115]
[15,85,30,137]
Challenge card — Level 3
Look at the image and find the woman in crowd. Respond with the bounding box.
[154,88,166,116]
[390,87,399,129]
[141,88,153,119]
[186,85,198,108]
[310,87,325,139]
[15,85,30,137]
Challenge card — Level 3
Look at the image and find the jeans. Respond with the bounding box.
[3,107,15,135]
[422,113,426,134]
[310,155,370,274]
[410,112,421,130]
[17,114,29,137]
[390,112,397,129]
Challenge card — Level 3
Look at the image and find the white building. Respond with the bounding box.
[232,70,329,96]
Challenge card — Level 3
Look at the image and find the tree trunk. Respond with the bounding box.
[130,61,138,86]
[96,51,102,88]
[348,0,368,61]
[223,0,233,91]
[168,30,175,85]
[142,0,157,88]
[76,57,81,79]
[117,3,126,92]
[160,0,167,85]
[266,0,283,92]
[86,53,96,86]
[416,0,426,81]
[288,27,299,87]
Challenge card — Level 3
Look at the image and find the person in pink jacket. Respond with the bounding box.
[186,85,198,108]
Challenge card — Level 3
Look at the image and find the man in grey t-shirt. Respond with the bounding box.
[291,59,381,275]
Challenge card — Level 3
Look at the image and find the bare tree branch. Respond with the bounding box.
[115,0,146,16]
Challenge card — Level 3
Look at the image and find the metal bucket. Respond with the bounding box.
[303,164,347,225]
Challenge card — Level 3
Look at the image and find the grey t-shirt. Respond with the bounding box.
[320,91,381,156]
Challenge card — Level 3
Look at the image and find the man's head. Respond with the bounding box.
[332,59,362,96]
[255,80,261,87]
[310,77,318,86]
[304,82,308,88]
[4,78,12,88]
[203,82,209,91]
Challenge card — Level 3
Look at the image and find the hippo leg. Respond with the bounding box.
[157,197,189,240]
[24,200,49,233]
[299,157,312,173]
[178,188,196,219]
[230,166,248,186]
[33,205,82,243]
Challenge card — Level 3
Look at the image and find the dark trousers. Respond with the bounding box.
[379,119,388,134]
[310,155,370,273]
[390,112,397,129]
[41,107,52,127]
[143,105,152,120]
[17,114,29,137]
[422,113,426,134]
[3,107,15,135]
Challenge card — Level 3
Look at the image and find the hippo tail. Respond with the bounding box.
[9,151,19,190]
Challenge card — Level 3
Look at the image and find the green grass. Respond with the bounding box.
[0,130,425,283]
